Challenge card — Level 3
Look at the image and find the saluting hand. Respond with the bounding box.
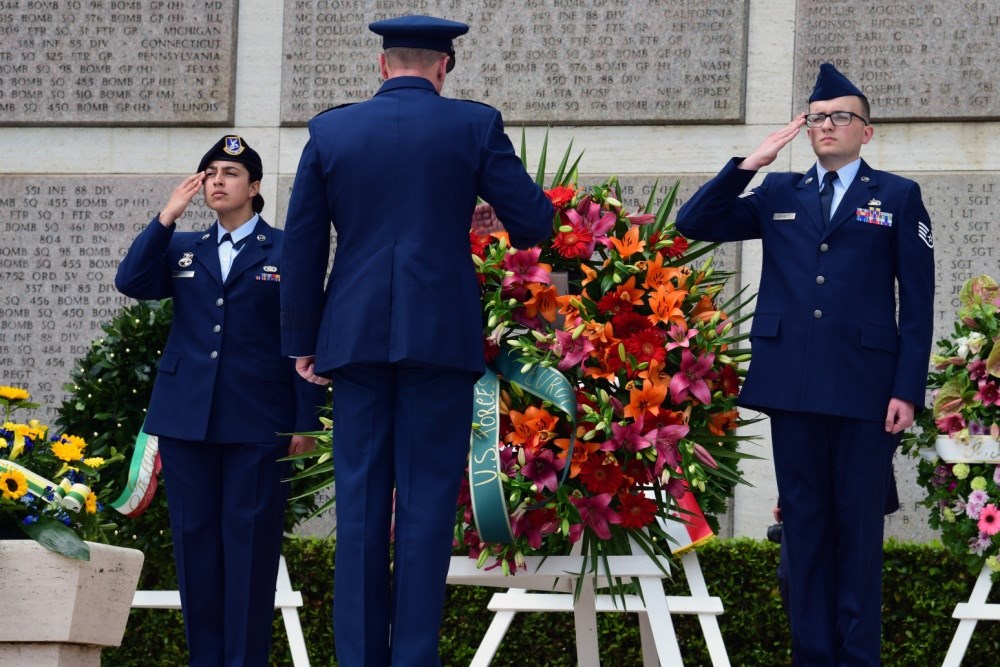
[159,172,206,227]
[739,113,807,172]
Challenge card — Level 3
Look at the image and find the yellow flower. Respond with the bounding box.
[953,463,970,480]
[85,491,98,514]
[0,469,28,500]
[83,457,105,468]
[0,386,30,401]
[51,436,85,462]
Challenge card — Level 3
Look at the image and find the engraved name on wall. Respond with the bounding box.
[0,0,237,124]
[281,0,749,125]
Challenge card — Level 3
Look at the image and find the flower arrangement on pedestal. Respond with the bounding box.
[902,274,1000,577]
[454,142,756,574]
[0,384,117,560]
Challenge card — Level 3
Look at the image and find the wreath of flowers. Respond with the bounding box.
[0,384,116,559]
[454,141,758,574]
[902,274,1000,578]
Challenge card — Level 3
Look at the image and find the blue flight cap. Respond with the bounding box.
[808,63,867,103]
[369,15,469,72]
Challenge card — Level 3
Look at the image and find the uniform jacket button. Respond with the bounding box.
[210,351,218,359]
[813,309,823,319]
[816,276,825,285]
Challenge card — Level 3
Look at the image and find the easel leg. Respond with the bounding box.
[574,576,601,667]
[943,566,995,667]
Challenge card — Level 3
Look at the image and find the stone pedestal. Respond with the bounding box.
[0,541,145,666]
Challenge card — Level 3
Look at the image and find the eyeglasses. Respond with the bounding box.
[804,111,868,128]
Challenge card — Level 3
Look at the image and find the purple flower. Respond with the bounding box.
[973,379,1000,406]
[969,533,992,556]
[520,447,564,493]
[649,423,689,476]
[669,349,715,405]
[967,490,989,519]
[571,493,622,540]
[551,329,595,371]
[600,420,652,454]
[502,248,551,288]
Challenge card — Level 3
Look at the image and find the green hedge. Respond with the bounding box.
[102,538,1000,666]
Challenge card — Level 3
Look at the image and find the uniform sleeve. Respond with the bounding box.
[476,110,554,249]
[293,367,329,432]
[891,181,935,407]
[675,158,766,242]
[281,137,334,357]
[114,217,175,300]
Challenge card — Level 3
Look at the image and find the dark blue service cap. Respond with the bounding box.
[197,135,265,213]
[369,15,469,70]
[808,62,867,103]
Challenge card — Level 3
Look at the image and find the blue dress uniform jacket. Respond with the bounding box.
[675,158,935,422]
[280,76,554,374]
[280,75,553,666]
[116,217,325,442]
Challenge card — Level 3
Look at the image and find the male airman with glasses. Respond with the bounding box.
[676,63,934,666]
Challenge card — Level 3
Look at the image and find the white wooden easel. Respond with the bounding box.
[131,556,310,667]
[942,565,1000,666]
[445,541,729,666]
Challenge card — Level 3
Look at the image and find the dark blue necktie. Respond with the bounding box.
[219,232,247,251]
[819,171,838,226]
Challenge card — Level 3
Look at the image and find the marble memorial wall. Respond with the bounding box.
[0,0,238,124]
[280,0,749,124]
[794,0,1000,120]
[0,176,215,419]
[2,0,1000,542]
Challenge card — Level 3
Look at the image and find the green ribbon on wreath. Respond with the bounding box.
[469,348,577,543]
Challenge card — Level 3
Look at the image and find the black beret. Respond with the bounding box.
[197,135,264,213]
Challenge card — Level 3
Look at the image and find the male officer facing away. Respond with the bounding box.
[676,64,934,666]
[280,15,554,666]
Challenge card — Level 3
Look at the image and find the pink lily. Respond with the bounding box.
[649,423,689,476]
[974,379,1000,406]
[520,447,564,493]
[600,419,653,453]
[571,493,621,540]
[665,323,697,351]
[669,349,715,405]
[502,248,551,288]
[552,329,596,371]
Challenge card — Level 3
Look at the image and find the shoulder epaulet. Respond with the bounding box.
[456,98,499,111]
[313,103,357,119]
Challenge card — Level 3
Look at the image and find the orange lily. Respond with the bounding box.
[612,276,645,307]
[625,381,668,420]
[555,436,601,478]
[524,283,560,322]
[505,406,561,453]
[641,253,684,291]
[647,285,687,327]
[610,225,645,258]
[638,358,671,388]
[707,409,740,436]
